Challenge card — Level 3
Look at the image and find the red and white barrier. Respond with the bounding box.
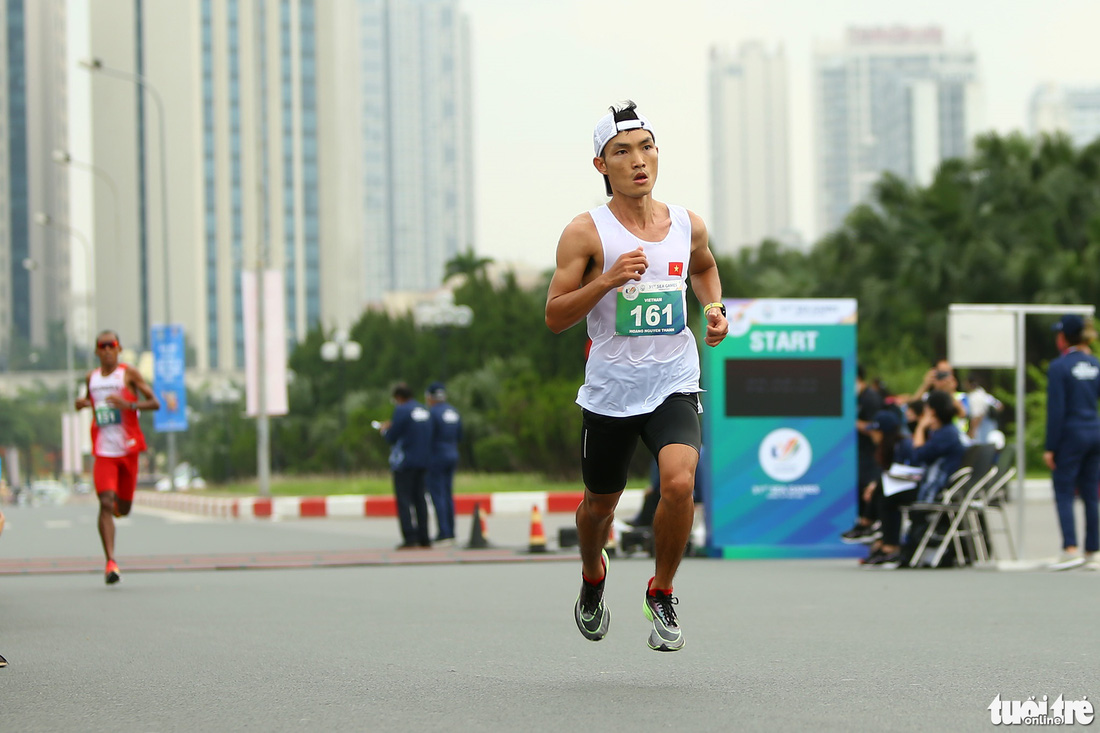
[134,489,642,521]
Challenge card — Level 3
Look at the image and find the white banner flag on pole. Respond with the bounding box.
[242,269,289,416]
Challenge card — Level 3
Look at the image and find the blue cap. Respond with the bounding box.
[867,409,901,434]
[1053,314,1085,338]
[426,381,446,397]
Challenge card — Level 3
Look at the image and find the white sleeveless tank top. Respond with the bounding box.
[89,366,133,457]
[577,203,701,417]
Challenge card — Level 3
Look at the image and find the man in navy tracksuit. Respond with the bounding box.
[425,381,462,545]
[1044,314,1100,571]
[381,382,433,549]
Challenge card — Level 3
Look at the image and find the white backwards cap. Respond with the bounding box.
[592,105,655,157]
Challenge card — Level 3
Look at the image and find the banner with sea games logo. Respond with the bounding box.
[702,299,861,558]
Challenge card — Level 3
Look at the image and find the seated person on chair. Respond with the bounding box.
[871,390,968,567]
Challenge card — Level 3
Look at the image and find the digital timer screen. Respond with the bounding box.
[724,359,843,417]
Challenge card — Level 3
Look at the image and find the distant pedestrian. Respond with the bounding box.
[74,330,159,585]
[1043,314,1100,571]
[380,382,433,549]
[425,381,462,546]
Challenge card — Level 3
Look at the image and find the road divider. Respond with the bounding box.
[134,489,645,521]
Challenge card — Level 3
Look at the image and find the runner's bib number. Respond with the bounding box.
[615,281,686,336]
[94,404,121,426]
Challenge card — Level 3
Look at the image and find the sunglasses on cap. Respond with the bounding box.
[97,340,119,349]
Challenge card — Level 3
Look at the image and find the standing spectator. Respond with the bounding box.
[1043,314,1100,571]
[842,365,884,543]
[895,359,970,435]
[380,383,433,550]
[966,375,1003,444]
[425,381,462,547]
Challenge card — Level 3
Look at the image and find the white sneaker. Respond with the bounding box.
[1083,553,1099,571]
[1049,552,1085,571]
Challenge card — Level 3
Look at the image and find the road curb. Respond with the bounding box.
[134,489,644,521]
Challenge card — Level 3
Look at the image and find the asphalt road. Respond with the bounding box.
[0,498,1097,732]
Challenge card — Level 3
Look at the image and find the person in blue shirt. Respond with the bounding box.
[870,390,967,568]
[1043,314,1100,571]
[425,381,462,546]
[380,382,433,549]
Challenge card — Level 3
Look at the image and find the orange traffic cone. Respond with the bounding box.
[604,522,618,558]
[527,505,548,553]
[466,502,491,549]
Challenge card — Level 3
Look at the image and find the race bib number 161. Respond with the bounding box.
[615,280,686,336]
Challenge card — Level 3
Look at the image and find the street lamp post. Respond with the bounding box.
[413,293,474,380]
[79,57,178,481]
[33,213,93,485]
[320,331,362,474]
[52,149,121,257]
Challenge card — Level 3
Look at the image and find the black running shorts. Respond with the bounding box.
[581,392,702,495]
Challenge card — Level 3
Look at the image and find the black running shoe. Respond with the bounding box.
[574,549,610,641]
[643,585,685,652]
[841,523,881,544]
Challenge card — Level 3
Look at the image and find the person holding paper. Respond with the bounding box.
[866,391,966,568]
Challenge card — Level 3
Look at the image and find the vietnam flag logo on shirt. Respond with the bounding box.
[669,262,683,276]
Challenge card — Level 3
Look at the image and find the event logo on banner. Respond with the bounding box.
[152,325,188,432]
[702,298,860,558]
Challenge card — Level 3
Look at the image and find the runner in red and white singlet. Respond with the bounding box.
[75,330,159,585]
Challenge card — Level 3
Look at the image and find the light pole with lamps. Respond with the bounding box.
[33,213,93,484]
[79,56,179,481]
[52,149,121,255]
[413,292,474,380]
[320,331,362,474]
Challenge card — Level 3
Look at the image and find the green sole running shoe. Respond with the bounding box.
[643,586,685,652]
[574,549,610,641]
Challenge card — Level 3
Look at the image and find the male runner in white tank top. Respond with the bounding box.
[74,330,159,585]
[546,101,729,651]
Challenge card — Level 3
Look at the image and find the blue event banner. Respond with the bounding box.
[151,324,188,433]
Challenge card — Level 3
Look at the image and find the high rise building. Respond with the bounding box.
[813,26,982,234]
[1,0,71,368]
[82,0,329,371]
[1,0,31,366]
[342,0,474,305]
[1029,83,1100,147]
[16,0,472,374]
[708,42,791,254]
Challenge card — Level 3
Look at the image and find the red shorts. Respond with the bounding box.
[94,454,140,503]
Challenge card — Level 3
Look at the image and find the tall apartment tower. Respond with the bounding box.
[708,42,791,254]
[1,0,70,367]
[1029,83,1100,147]
[349,0,474,304]
[813,27,982,234]
[82,0,327,371]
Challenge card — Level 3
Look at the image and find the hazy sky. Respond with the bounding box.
[463,0,1100,271]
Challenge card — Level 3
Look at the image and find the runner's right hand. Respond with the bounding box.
[607,247,648,287]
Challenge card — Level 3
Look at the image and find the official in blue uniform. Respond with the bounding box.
[381,382,433,549]
[1043,314,1100,571]
[425,381,462,546]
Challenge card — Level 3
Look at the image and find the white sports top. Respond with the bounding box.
[576,203,701,417]
[88,366,132,457]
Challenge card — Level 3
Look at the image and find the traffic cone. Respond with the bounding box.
[527,505,548,553]
[466,502,491,549]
